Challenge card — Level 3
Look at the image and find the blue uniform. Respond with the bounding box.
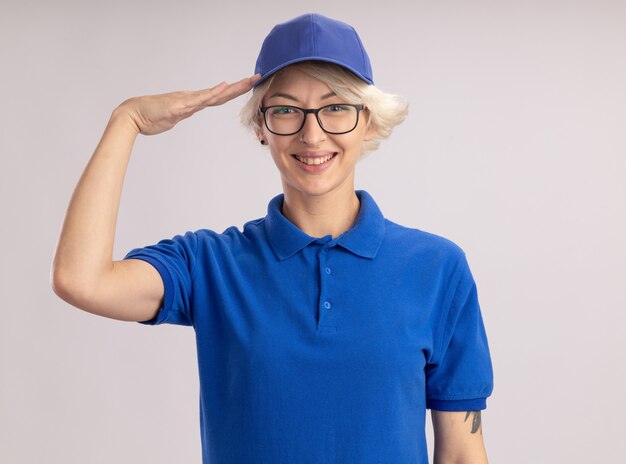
[123,189,493,463]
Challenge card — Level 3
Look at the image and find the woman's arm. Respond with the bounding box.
[432,410,488,464]
[51,75,260,320]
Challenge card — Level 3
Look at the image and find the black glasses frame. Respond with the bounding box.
[259,104,366,136]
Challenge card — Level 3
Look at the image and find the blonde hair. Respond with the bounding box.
[239,61,408,158]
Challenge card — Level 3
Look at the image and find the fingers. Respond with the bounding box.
[213,74,261,103]
[196,74,262,108]
[209,81,230,94]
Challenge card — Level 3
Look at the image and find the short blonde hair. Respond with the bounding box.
[239,61,408,158]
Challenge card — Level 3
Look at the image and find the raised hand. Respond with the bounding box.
[118,74,261,136]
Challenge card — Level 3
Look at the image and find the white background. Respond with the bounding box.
[1,0,625,462]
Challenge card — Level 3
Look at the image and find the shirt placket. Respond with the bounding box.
[316,238,337,334]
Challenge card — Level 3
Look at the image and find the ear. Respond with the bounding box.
[363,117,378,141]
[364,127,376,141]
[257,128,270,146]
[256,109,267,133]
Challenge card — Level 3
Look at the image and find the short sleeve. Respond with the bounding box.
[122,230,198,326]
[425,252,494,411]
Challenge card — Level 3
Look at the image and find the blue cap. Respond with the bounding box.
[253,13,374,88]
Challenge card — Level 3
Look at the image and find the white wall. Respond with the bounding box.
[1,0,624,462]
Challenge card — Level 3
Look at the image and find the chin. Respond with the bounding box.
[285,176,354,199]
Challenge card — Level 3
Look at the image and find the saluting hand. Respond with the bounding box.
[117,74,261,136]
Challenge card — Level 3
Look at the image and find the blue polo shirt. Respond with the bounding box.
[123,189,493,464]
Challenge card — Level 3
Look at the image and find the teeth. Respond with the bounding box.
[295,154,334,165]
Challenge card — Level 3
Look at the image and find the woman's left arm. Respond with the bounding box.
[432,410,488,464]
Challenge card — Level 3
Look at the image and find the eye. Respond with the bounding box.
[270,106,296,115]
[326,104,350,112]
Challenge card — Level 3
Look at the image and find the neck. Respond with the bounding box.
[281,184,361,239]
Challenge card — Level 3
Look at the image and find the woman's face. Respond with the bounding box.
[258,66,375,200]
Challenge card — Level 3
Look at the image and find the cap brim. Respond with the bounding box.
[253,56,373,88]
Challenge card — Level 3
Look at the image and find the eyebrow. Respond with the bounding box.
[267,91,336,102]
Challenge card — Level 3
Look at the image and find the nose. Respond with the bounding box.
[299,112,326,145]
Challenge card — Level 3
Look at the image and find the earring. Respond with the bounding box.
[260,139,266,145]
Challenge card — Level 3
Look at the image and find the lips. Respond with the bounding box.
[292,151,338,165]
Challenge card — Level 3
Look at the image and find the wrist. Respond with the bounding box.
[110,104,140,137]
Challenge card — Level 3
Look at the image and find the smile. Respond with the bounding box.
[293,153,337,165]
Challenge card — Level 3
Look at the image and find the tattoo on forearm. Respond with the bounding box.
[464,411,482,434]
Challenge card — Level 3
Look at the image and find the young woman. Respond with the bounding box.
[52,13,493,464]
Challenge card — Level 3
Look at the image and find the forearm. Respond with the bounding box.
[434,440,488,464]
[434,453,488,464]
[51,106,139,293]
[432,410,488,464]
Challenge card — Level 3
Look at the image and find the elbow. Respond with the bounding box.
[50,266,69,299]
[50,267,92,309]
[50,269,79,306]
[50,256,75,301]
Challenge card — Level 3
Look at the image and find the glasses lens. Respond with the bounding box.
[318,104,358,134]
[265,106,305,135]
[263,105,360,135]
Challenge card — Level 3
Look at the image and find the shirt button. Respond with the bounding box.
[323,301,331,309]
[325,267,332,274]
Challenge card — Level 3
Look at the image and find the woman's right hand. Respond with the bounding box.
[116,73,261,136]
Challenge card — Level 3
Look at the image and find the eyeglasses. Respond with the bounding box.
[259,104,366,136]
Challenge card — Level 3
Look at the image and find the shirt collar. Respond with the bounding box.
[264,189,386,261]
